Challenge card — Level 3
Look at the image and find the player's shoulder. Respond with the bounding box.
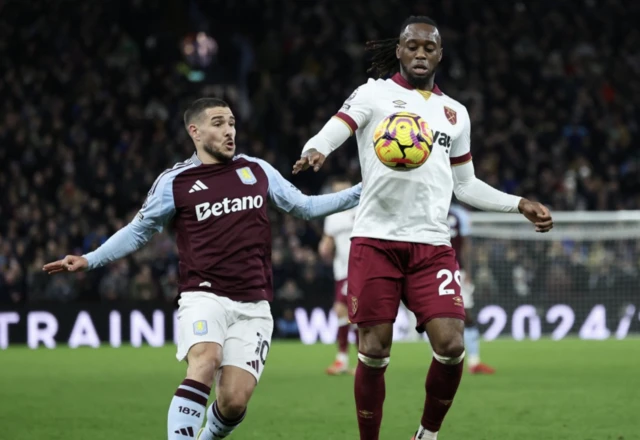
[233,154,272,172]
[437,91,466,110]
[233,154,280,184]
[345,78,379,101]
[435,91,470,120]
[148,154,199,196]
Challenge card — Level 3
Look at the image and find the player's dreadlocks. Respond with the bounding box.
[365,16,439,79]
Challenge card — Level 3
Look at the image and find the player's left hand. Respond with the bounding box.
[518,199,553,233]
[292,148,326,174]
[43,255,88,275]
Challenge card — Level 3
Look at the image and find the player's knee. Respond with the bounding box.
[218,388,251,419]
[358,325,393,358]
[186,343,222,385]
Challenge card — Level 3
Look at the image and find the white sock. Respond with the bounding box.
[168,379,210,439]
[415,425,438,439]
[199,400,246,440]
[336,351,349,365]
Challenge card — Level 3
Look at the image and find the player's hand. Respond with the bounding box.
[292,149,326,174]
[518,199,553,233]
[42,255,88,275]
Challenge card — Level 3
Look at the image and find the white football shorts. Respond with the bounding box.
[460,270,475,310]
[176,291,274,382]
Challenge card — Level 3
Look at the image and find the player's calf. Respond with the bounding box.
[355,323,393,440]
[169,342,221,440]
[415,318,465,439]
[199,366,256,440]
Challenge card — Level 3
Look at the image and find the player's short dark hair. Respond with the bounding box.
[365,16,440,79]
[183,98,229,128]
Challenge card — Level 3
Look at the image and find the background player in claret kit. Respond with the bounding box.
[318,176,358,375]
[293,16,553,440]
[43,98,361,440]
[448,202,495,375]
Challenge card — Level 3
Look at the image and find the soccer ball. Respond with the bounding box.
[373,112,433,170]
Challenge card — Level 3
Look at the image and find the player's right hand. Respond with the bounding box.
[292,148,326,174]
[42,255,88,275]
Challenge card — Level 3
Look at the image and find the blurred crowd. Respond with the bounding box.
[1,0,639,336]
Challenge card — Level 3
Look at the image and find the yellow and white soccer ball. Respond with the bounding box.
[373,112,433,170]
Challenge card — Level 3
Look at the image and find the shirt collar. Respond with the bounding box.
[391,72,443,95]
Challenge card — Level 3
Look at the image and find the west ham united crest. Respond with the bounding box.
[444,106,457,125]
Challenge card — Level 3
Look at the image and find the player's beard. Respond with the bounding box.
[405,70,435,90]
[203,143,233,164]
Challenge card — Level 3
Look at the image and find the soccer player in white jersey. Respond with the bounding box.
[448,202,495,374]
[43,98,362,440]
[318,176,358,375]
[293,16,553,440]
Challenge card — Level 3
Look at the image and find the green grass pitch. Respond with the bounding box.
[1,339,638,439]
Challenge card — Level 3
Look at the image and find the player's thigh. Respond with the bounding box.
[176,292,229,363]
[404,245,466,331]
[348,238,403,326]
[221,300,273,384]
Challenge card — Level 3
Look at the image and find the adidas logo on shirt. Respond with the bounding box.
[189,180,208,193]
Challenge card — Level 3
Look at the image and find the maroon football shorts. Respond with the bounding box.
[347,237,465,330]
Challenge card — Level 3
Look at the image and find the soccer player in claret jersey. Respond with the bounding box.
[318,176,358,375]
[43,98,361,440]
[448,202,495,375]
[293,16,553,440]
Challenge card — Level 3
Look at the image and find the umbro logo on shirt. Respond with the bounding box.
[189,180,208,193]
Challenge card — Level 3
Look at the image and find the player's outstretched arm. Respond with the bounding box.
[42,222,153,274]
[43,176,176,274]
[253,157,361,220]
[452,162,553,233]
[449,108,552,232]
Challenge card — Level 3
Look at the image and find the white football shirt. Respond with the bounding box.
[323,208,356,281]
[334,73,471,246]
